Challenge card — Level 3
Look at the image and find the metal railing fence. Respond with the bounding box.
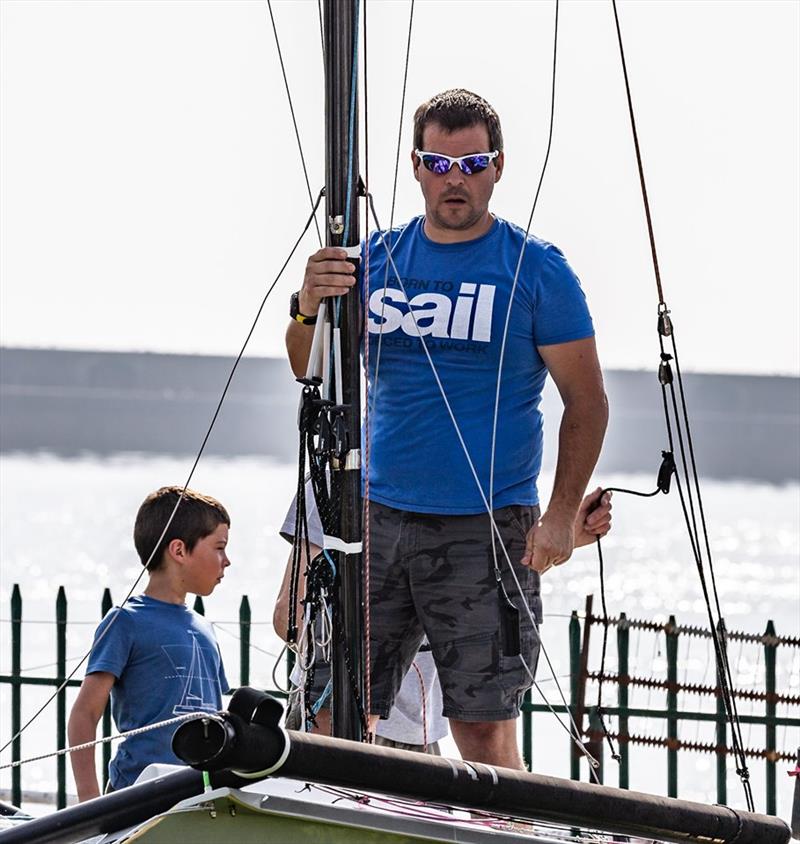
[519,594,800,817]
[2,586,798,815]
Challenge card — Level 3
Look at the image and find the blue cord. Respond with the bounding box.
[342,0,360,246]
[323,549,337,576]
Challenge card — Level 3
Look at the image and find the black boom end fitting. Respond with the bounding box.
[172,688,287,775]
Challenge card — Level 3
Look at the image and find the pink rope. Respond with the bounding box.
[410,659,428,751]
[362,186,372,736]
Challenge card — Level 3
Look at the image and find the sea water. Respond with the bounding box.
[0,453,798,819]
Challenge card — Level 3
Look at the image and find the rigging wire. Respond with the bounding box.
[266,0,323,246]
[0,191,325,760]
[489,0,560,514]
[610,3,664,307]
[484,2,567,733]
[317,0,325,66]
[362,0,415,734]
[358,8,578,767]
[369,0,415,420]
[605,0,753,810]
[594,535,622,764]
[451,0,602,779]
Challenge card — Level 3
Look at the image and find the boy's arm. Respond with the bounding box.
[68,672,115,802]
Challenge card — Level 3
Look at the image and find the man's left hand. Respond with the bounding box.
[574,487,612,548]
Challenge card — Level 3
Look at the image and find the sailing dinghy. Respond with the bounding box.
[0,2,795,843]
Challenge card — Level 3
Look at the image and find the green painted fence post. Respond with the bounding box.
[715,683,728,805]
[239,595,251,688]
[101,588,113,790]
[11,584,22,808]
[617,612,630,790]
[56,586,67,809]
[666,615,678,798]
[765,619,777,815]
[193,595,205,616]
[569,611,581,781]
[715,620,727,806]
[522,688,532,771]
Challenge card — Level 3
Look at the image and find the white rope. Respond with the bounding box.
[0,712,219,771]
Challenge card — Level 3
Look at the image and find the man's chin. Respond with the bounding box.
[431,207,479,231]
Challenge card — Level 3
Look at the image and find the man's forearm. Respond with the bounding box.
[286,320,316,378]
[547,395,608,519]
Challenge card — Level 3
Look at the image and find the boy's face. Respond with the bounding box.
[181,522,231,597]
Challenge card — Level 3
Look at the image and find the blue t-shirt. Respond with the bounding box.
[362,216,594,514]
[87,595,229,789]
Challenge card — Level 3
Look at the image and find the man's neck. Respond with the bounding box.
[422,212,494,244]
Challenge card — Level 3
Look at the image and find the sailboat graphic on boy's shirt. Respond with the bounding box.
[162,630,218,715]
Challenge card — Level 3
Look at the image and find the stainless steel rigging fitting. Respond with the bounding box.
[658,354,674,386]
[657,306,673,337]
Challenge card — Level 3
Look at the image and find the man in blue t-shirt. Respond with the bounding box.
[285,89,610,769]
[68,486,231,801]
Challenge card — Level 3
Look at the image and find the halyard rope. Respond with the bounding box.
[606,0,754,810]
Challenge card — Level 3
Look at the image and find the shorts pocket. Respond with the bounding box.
[505,505,535,541]
[503,629,540,695]
[434,632,501,711]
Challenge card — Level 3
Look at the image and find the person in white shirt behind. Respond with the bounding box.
[273,488,447,753]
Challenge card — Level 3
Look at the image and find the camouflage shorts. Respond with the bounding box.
[367,501,542,722]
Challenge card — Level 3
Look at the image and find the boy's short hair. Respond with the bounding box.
[413,89,504,153]
[134,486,230,571]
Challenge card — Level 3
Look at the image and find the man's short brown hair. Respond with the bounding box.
[413,89,503,153]
[134,486,230,571]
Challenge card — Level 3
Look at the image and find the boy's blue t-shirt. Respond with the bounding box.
[87,594,229,789]
[362,216,594,514]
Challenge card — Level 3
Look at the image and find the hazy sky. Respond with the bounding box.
[1,0,798,374]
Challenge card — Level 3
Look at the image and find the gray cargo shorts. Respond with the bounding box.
[367,501,542,722]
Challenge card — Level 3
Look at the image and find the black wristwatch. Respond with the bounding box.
[289,291,317,325]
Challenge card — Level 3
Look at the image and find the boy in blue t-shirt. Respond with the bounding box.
[68,486,231,801]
